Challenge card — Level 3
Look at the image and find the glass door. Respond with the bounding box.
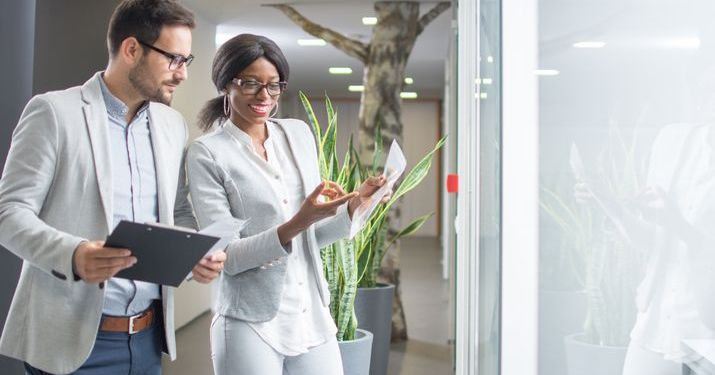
[454,0,504,373]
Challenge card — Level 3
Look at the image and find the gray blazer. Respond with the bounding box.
[0,72,196,374]
[186,119,350,322]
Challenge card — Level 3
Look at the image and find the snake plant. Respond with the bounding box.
[299,91,445,341]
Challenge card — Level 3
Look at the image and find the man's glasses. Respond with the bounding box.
[232,78,287,97]
[137,40,194,70]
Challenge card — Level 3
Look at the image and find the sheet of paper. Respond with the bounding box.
[186,218,246,280]
[199,218,245,256]
[349,140,407,238]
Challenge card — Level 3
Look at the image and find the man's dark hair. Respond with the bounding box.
[107,0,195,57]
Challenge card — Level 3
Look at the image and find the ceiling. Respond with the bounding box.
[181,0,454,99]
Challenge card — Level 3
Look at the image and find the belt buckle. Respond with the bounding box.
[128,313,141,334]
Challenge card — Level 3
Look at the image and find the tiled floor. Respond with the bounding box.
[163,236,452,375]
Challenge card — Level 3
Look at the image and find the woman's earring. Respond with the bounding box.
[223,94,230,117]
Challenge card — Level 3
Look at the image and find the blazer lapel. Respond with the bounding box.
[80,74,113,232]
[274,120,313,197]
[148,105,170,223]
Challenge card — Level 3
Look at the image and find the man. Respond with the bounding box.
[0,1,226,374]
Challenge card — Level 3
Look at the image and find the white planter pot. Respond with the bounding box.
[339,328,374,375]
[564,333,627,375]
[539,289,588,375]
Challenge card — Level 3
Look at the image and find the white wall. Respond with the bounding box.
[171,11,218,329]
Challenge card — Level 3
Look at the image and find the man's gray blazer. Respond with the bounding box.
[0,72,197,374]
[186,119,351,322]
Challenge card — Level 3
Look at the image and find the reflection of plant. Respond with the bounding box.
[539,182,592,290]
[541,122,646,347]
[299,92,445,341]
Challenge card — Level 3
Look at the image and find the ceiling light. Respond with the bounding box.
[329,67,353,75]
[348,85,364,92]
[534,69,560,76]
[298,39,326,46]
[400,92,418,99]
[487,56,494,63]
[404,77,414,85]
[480,92,488,99]
[573,41,606,48]
[662,37,701,49]
[482,78,493,85]
[362,17,378,25]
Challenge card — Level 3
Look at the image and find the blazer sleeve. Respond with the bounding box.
[0,96,86,282]
[186,141,290,276]
[314,204,352,248]
[173,120,198,230]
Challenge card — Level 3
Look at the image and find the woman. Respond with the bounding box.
[187,33,388,375]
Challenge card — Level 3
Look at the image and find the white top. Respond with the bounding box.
[224,121,336,356]
[630,123,715,363]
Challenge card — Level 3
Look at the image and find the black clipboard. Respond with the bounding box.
[105,220,220,287]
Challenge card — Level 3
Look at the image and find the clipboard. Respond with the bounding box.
[105,220,220,287]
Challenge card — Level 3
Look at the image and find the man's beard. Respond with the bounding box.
[128,59,177,105]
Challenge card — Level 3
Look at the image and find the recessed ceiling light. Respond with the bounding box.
[480,92,488,99]
[298,39,326,46]
[482,78,493,85]
[400,92,418,99]
[329,67,353,75]
[487,56,494,63]
[348,85,364,92]
[404,77,414,85]
[362,17,378,25]
[534,69,560,76]
[573,41,606,48]
[662,37,701,49]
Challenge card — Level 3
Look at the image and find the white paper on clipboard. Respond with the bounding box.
[185,217,246,280]
[349,140,407,238]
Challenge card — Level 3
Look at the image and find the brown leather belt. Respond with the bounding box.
[100,305,155,334]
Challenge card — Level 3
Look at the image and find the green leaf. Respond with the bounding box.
[394,213,433,239]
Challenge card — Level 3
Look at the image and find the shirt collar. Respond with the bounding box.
[98,73,149,120]
[224,119,274,150]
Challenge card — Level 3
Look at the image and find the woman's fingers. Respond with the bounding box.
[308,181,326,201]
[318,192,358,210]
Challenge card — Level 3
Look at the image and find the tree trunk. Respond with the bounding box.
[269,0,451,343]
[358,1,422,342]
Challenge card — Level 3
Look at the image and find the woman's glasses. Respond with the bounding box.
[232,78,287,96]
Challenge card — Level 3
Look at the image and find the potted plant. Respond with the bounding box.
[299,92,445,375]
[542,123,646,375]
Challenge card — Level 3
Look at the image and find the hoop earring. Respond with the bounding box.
[223,94,230,117]
[269,103,279,118]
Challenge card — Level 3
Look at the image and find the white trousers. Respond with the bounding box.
[210,314,344,375]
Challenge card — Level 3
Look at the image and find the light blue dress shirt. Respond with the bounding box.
[99,75,160,316]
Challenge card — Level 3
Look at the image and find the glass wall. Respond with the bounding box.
[455,0,503,373]
[538,1,715,374]
[478,0,502,373]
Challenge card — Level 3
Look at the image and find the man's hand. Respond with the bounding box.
[191,251,227,283]
[72,241,136,284]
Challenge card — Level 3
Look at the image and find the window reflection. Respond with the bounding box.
[539,0,715,374]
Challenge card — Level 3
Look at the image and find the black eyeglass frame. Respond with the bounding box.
[232,78,288,97]
[137,39,194,70]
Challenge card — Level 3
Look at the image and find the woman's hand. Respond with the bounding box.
[278,181,357,245]
[347,175,392,218]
